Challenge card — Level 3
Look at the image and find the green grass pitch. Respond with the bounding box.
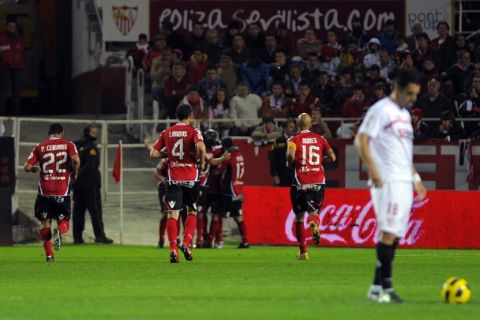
[0,245,478,320]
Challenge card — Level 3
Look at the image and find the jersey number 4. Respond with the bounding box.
[42,152,68,174]
[172,139,185,160]
[301,145,321,166]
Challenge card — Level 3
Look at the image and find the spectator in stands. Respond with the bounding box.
[218,52,240,93]
[459,87,480,118]
[251,116,282,144]
[232,34,249,65]
[418,79,455,118]
[302,53,321,83]
[333,68,355,114]
[187,47,210,83]
[284,64,303,98]
[451,33,470,65]
[342,83,370,118]
[406,22,423,51]
[126,33,148,69]
[394,51,415,72]
[261,82,291,118]
[296,28,322,59]
[198,64,227,102]
[310,108,332,139]
[150,47,173,118]
[143,34,167,71]
[275,23,295,56]
[229,83,262,136]
[290,82,320,117]
[312,71,336,115]
[363,38,381,69]
[319,45,340,77]
[204,29,223,64]
[421,56,440,93]
[261,33,278,65]
[164,61,193,118]
[373,82,388,102]
[190,21,207,52]
[326,30,342,54]
[160,20,189,57]
[395,33,409,52]
[0,19,24,115]
[269,49,290,83]
[412,33,440,69]
[208,88,231,136]
[363,65,387,100]
[245,22,265,51]
[241,51,269,96]
[472,75,480,92]
[181,86,207,127]
[377,20,397,54]
[446,50,473,95]
[269,119,296,186]
[348,17,370,48]
[437,111,466,140]
[340,36,363,71]
[222,19,241,48]
[411,108,430,141]
[431,21,453,70]
[379,49,395,82]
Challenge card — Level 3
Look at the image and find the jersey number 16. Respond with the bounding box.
[301,145,321,166]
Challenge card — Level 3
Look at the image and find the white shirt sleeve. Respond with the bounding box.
[357,107,386,139]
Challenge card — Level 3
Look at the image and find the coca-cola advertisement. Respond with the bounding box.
[150,0,404,38]
[244,187,480,248]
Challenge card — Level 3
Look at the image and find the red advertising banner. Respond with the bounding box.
[150,0,405,38]
[244,186,480,248]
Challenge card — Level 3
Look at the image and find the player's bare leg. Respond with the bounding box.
[308,210,321,245]
[166,210,180,263]
[158,212,167,248]
[234,216,249,248]
[39,219,54,262]
[196,212,206,248]
[295,214,308,260]
[374,232,404,304]
[208,213,221,248]
[179,207,197,261]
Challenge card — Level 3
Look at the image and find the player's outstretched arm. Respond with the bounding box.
[210,152,231,166]
[412,166,427,200]
[355,133,382,187]
[71,154,81,180]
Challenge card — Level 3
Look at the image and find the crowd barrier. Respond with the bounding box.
[243,186,480,249]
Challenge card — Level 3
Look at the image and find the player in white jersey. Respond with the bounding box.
[355,69,427,304]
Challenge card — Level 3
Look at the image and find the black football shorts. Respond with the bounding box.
[165,183,199,212]
[290,185,326,216]
[34,194,71,221]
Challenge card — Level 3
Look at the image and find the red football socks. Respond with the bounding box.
[217,219,224,243]
[237,221,249,244]
[159,216,167,242]
[209,219,220,244]
[183,214,197,246]
[167,218,178,250]
[196,216,205,242]
[58,219,69,235]
[40,228,54,257]
[295,221,307,254]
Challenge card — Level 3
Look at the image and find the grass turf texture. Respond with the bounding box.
[0,245,478,320]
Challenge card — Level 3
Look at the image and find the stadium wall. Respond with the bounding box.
[244,187,480,249]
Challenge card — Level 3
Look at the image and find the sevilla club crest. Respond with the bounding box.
[112,5,138,36]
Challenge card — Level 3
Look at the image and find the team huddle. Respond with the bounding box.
[24,69,427,304]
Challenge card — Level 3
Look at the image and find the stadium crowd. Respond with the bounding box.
[127,19,480,141]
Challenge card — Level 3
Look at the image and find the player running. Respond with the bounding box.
[214,137,249,248]
[150,104,206,263]
[356,69,427,304]
[286,113,336,260]
[24,123,80,262]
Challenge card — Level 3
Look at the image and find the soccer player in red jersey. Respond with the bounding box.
[286,113,336,260]
[24,123,80,262]
[150,104,206,263]
[215,137,249,248]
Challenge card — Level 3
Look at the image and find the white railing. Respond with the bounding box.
[4,116,479,198]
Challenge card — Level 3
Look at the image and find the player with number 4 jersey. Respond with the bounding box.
[24,123,80,262]
[150,104,206,263]
[287,113,336,260]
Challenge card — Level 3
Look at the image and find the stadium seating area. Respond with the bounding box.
[127,19,480,140]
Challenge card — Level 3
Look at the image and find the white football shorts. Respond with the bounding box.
[370,181,414,238]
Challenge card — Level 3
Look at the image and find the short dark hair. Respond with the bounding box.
[221,137,234,149]
[48,123,64,135]
[394,69,422,89]
[138,33,147,40]
[416,32,430,41]
[262,116,275,125]
[437,21,450,31]
[271,81,284,89]
[299,81,311,89]
[176,104,193,121]
[352,82,364,92]
[207,63,217,71]
[282,119,295,129]
[275,48,288,56]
